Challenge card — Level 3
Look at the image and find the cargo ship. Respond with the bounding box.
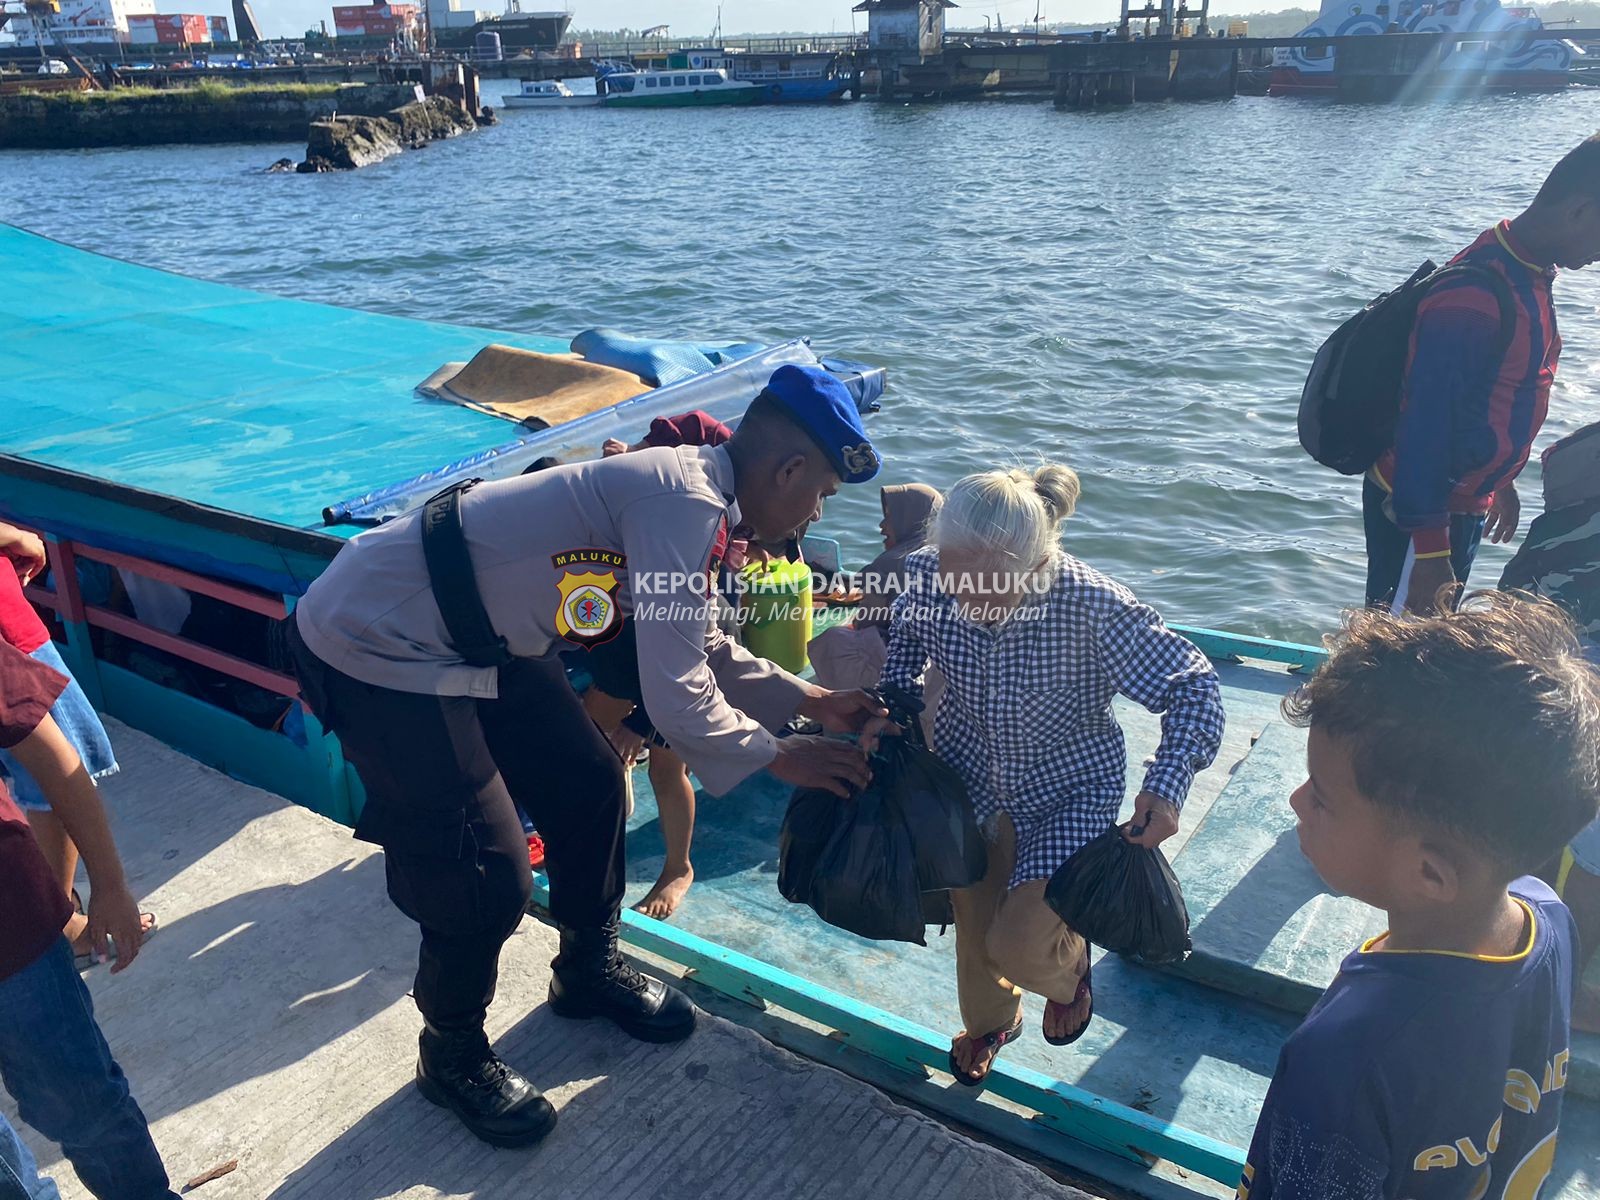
[428,0,569,52]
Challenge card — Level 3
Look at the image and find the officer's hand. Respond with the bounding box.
[769,735,872,798]
[796,688,899,753]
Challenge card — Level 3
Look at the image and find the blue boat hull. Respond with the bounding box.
[745,77,851,103]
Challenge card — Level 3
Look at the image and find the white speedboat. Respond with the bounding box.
[500,79,601,109]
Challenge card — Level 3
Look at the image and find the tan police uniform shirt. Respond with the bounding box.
[294,444,809,795]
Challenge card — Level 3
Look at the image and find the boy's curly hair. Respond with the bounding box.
[1283,593,1600,878]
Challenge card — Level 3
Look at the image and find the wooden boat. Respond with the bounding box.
[2,224,1595,1200]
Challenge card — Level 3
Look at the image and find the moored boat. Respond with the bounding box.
[501,78,602,109]
[1270,0,1578,95]
[599,66,762,108]
[648,46,854,103]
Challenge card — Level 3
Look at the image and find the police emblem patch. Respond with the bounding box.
[841,442,879,477]
[551,548,627,646]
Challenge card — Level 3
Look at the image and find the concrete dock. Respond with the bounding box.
[3,719,1095,1200]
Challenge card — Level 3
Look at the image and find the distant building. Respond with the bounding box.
[641,23,668,38]
[128,12,214,44]
[852,0,955,55]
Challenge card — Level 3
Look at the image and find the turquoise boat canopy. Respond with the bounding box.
[0,223,569,538]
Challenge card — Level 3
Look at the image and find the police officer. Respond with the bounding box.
[284,365,889,1148]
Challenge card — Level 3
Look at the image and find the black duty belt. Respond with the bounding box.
[419,479,513,670]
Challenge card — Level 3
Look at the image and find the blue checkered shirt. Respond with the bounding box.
[880,548,1225,888]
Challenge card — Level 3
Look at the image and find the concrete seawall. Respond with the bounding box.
[0,83,426,150]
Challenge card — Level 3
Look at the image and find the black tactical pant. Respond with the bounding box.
[286,619,627,1034]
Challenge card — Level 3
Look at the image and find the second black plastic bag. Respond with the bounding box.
[1043,824,1192,965]
[775,687,986,944]
[806,785,926,945]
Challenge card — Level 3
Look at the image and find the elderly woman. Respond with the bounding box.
[880,465,1224,1087]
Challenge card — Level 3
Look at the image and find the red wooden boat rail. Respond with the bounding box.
[21,531,300,700]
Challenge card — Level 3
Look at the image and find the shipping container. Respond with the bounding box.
[127,12,212,43]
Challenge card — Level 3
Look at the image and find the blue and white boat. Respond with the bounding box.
[649,46,854,103]
[1271,0,1578,94]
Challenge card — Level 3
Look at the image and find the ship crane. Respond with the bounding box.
[1,0,104,86]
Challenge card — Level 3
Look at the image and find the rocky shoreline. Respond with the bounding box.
[294,94,493,172]
[0,81,490,161]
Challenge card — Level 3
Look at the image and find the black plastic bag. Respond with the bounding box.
[875,733,986,894]
[875,686,985,893]
[807,786,926,945]
[776,785,844,904]
[775,687,984,944]
[1044,824,1192,965]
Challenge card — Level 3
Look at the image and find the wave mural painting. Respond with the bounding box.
[1270,0,1578,95]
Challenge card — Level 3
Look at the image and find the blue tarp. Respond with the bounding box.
[0,224,568,534]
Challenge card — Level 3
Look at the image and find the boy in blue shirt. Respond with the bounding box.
[1242,595,1599,1200]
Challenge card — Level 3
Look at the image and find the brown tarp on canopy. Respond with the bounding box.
[417,343,651,427]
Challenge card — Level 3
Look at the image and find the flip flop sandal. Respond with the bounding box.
[948,1012,1025,1088]
[1044,963,1094,1047]
[74,912,160,971]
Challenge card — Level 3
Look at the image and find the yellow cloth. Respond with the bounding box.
[417,344,650,427]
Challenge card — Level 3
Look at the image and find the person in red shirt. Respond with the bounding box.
[0,637,174,1200]
[1366,136,1600,614]
[0,521,155,963]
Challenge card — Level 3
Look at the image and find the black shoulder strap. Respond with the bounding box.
[420,480,513,670]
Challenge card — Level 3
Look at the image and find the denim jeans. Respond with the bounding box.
[0,939,175,1200]
[0,1110,58,1200]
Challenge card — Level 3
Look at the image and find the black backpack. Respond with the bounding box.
[1298,261,1515,475]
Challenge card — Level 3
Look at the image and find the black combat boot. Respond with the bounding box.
[415,1024,557,1148]
[547,916,696,1043]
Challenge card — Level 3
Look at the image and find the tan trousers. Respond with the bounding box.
[950,812,1089,1036]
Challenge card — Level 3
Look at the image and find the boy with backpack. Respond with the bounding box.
[1300,135,1600,614]
[1240,595,1598,1199]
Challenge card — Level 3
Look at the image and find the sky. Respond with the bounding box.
[234,0,1131,41]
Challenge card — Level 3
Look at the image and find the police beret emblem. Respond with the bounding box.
[842,443,879,476]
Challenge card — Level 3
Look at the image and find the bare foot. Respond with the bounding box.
[633,864,694,921]
[1574,984,1600,1036]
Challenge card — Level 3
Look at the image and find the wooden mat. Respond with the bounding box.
[417,343,651,427]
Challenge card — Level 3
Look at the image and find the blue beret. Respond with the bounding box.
[761,363,881,484]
